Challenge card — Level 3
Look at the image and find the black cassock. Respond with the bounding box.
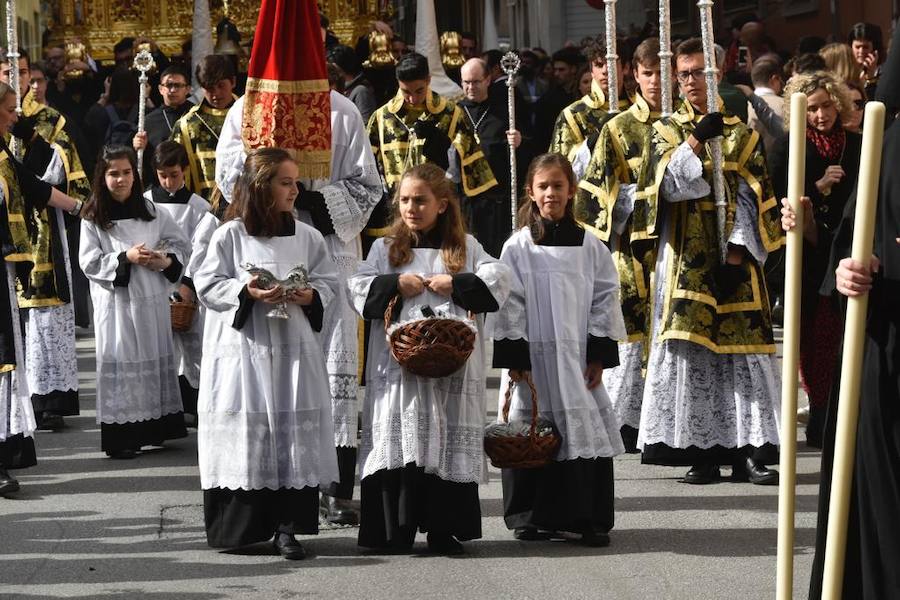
[808,117,900,600]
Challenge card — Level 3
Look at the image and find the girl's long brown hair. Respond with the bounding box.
[518,153,579,242]
[387,163,467,273]
[84,146,153,230]
[224,147,295,236]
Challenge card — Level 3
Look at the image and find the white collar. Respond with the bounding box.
[754,86,777,97]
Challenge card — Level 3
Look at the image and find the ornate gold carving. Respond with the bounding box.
[45,0,393,64]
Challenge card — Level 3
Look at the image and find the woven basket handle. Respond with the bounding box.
[501,373,539,439]
[384,294,402,333]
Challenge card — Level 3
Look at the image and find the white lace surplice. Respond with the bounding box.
[0,263,34,442]
[25,156,78,399]
[349,236,510,483]
[494,228,626,460]
[637,143,781,451]
[79,203,190,424]
[145,190,219,388]
[194,220,340,491]
[216,92,382,448]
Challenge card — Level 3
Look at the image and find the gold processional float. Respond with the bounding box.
[43,0,396,65]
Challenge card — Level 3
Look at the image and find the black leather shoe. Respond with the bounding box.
[0,467,19,495]
[321,494,359,526]
[581,530,610,547]
[273,533,306,560]
[732,457,779,485]
[106,449,137,459]
[683,464,720,484]
[426,533,465,555]
[514,527,550,541]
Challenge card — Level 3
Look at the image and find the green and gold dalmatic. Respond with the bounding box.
[1,93,91,308]
[576,93,660,343]
[636,101,784,354]
[171,99,233,201]
[549,79,631,162]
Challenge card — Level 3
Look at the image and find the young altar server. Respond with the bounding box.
[492,153,627,546]
[79,146,191,459]
[193,148,340,560]
[348,163,510,555]
[145,140,219,424]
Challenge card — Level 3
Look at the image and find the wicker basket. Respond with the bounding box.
[384,295,476,378]
[484,375,561,469]
[170,299,197,333]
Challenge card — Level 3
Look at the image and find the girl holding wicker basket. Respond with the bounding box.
[492,153,627,547]
[348,163,510,555]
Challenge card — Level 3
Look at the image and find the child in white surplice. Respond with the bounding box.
[348,163,510,555]
[79,146,191,459]
[492,153,627,546]
[144,141,219,425]
[193,148,340,560]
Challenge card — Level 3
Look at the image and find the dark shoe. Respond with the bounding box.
[683,464,720,484]
[805,405,824,449]
[37,412,64,431]
[0,467,19,495]
[732,457,779,485]
[426,533,465,555]
[106,449,137,459]
[581,530,610,547]
[272,533,306,560]
[183,413,198,428]
[321,494,359,526]
[514,527,550,541]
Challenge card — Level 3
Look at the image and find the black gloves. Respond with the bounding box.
[413,120,451,170]
[295,184,335,236]
[714,262,744,299]
[692,112,724,143]
[11,116,37,144]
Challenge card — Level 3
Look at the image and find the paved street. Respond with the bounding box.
[0,330,819,600]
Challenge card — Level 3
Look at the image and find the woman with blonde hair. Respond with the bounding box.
[820,42,859,84]
[771,70,861,447]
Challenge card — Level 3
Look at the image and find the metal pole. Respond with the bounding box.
[658,0,673,117]
[6,0,21,158]
[501,51,521,231]
[133,49,155,169]
[604,0,619,114]
[697,0,727,264]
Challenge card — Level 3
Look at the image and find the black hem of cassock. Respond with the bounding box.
[31,389,79,416]
[204,486,320,548]
[357,464,482,548]
[100,412,188,452]
[620,425,639,454]
[178,376,198,416]
[640,442,779,467]
[502,457,614,534]
[0,433,37,469]
[323,446,357,500]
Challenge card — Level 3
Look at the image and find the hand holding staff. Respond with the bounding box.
[821,100,886,600]
[776,92,808,600]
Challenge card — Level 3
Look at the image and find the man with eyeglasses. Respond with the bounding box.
[457,57,528,257]
[133,65,194,183]
[549,34,630,163]
[635,38,784,487]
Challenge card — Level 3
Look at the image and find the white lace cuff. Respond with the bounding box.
[661,142,711,202]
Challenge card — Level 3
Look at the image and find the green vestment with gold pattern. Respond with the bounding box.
[576,93,662,344]
[364,88,497,238]
[170,98,233,201]
[549,80,631,162]
[638,101,784,354]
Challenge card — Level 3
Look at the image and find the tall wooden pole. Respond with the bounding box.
[821,101,886,600]
[776,91,808,600]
